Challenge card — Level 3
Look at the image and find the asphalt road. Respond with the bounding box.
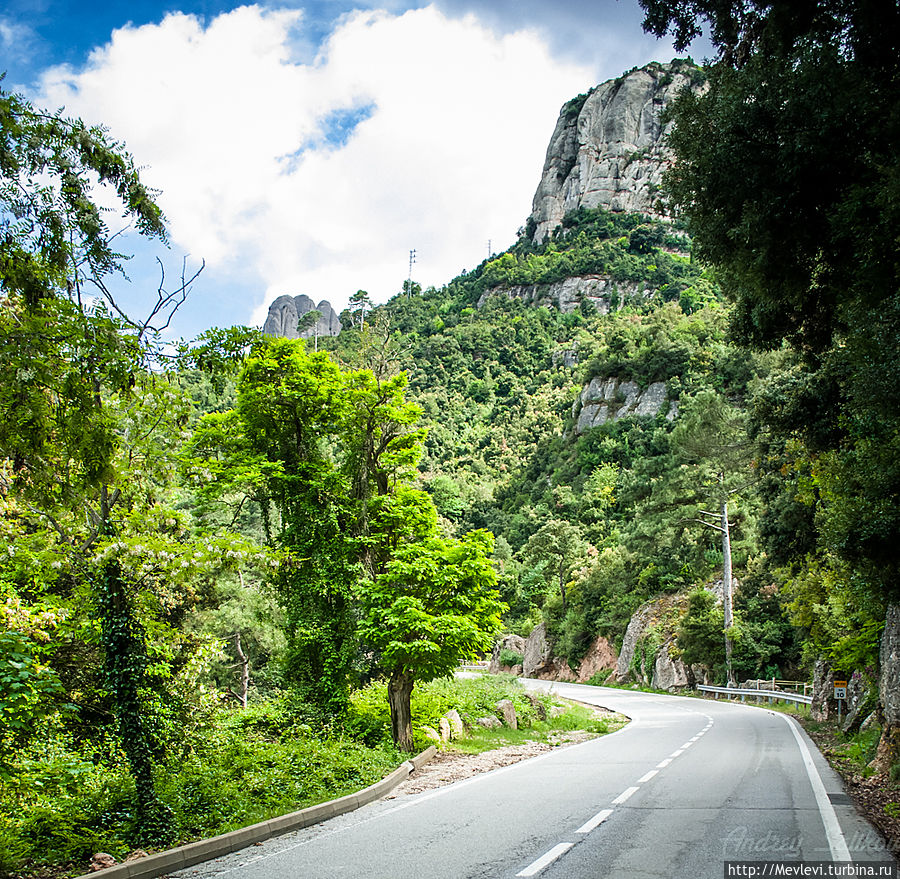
[172,683,895,879]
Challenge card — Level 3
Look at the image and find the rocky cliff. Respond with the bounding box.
[263,294,342,340]
[573,376,677,434]
[528,59,705,243]
[477,275,651,315]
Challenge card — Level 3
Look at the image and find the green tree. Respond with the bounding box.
[639,0,900,748]
[523,519,587,613]
[189,336,431,718]
[669,390,756,683]
[0,83,235,844]
[359,530,505,751]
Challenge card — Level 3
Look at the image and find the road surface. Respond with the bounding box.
[172,683,894,878]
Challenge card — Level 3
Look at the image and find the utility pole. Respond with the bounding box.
[487,239,492,260]
[407,249,416,298]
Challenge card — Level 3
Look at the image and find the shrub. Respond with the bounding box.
[498,648,524,667]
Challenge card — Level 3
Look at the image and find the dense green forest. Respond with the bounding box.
[2,0,899,875]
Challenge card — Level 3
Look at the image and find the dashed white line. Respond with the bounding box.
[516,715,717,875]
[612,786,639,805]
[575,808,614,834]
[516,842,575,877]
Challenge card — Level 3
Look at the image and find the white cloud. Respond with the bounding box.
[34,4,594,326]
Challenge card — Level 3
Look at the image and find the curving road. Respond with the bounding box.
[173,683,895,879]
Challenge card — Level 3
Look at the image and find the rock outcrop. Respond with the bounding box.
[490,633,527,674]
[615,588,713,690]
[573,376,676,434]
[478,275,649,315]
[875,604,900,770]
[575,634,619,683]
[528,59,705,243]
[263,294,341,340]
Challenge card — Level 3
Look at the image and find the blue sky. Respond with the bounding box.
[1,1,709,341]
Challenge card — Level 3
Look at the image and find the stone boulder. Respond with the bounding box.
[522,623,553,678]
[841,671,878,735]
[438,717,451,742]
[420,726,441,744]
[90,853,117,872]
[444,709,465,739]
[476,715,501,729]
[495,699,518,729]
[651,639,690,691]
[810,658,836,722]
[490,633,527,674]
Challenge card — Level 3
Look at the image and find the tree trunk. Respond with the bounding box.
[722,500,735,686]
[876,604,900,773]
[388,669,415,752]
[233,632,249,709]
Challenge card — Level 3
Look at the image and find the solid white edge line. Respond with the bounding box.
[637,769,658,783]
[612,786,639,805]
[576,808,614,834]
[516,842,575,877]
[778,713,851,861]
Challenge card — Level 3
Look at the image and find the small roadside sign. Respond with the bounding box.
[833,684,847,700]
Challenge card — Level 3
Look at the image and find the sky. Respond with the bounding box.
[1,0,709,340]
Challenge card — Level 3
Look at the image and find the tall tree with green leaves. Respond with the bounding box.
[359,530,505,751]
[0,83,212,842]
[670,390,756,684]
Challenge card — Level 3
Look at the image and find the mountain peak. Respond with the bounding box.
[527,59,705,243]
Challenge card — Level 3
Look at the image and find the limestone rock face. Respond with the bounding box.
[263,294,341,340]
[478,275,649,315]
[574,376,674,434]
[529,60,706,243]
[651,639,690,690]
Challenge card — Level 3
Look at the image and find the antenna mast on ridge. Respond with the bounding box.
[407,249,416,298]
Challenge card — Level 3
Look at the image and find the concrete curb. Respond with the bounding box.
[74,745,438,879]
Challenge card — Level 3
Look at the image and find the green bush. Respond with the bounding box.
[498,648,524,667]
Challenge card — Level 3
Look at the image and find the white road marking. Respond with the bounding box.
[656,757,672,768]
[516,842,575,877]
[576,808,614,834]
[777,713,851,861]
[637,769,658,783]
[612,786,639,805]
[669,748,685,757]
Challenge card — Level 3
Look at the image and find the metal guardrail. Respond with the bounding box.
[697,684,813,706]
